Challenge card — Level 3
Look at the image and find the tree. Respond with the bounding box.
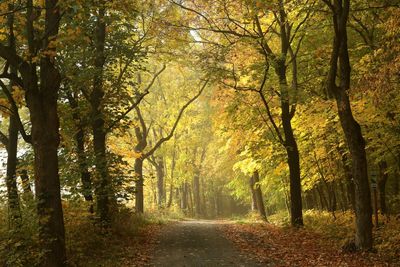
[169,0,314,226]
[133,74,209,213]
[323,0,372,250]
[0,0,66,264]
[0,2,21,227]
[250,170,268,221]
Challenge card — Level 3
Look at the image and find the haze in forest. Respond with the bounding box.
[0,0,399,266]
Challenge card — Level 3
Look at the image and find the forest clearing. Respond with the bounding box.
[0,0,399,266]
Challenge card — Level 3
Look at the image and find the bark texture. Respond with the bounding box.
[91,5,111,223]
[251,171,267,221]
[324,0,372,249]
[378,161,388,215]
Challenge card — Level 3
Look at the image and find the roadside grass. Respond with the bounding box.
[0,201,165,267]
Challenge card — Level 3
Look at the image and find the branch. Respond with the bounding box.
[135,106,147,139]
[322,0,335,12]
[0,44,30,81]
[143,78,209,159]
[353,3,400,12]
[0,80,32,143]
[258,88,285,145]
[147,155,157,167]
[0,130,9,151]
[106,64,166,132]
[222,64,284,144]
[289,4,313,46]
[288,43,299,119]
[254,15,275,57]
[0,5,28,17]
[0,71,24,88]
[169,0,254,41]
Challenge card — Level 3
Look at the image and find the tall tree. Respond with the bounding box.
[251,170,268,221]
[91,3,110,223]
[0,0,67,264]
[2,2,21,227]
[323,0,373,250]
[134,77,209,213]
[170,0,310,226]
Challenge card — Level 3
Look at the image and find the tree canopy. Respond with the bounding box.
[0,0,399,266]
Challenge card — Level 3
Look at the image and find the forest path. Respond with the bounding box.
[149,220,263,267]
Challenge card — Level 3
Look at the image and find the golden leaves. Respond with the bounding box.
[0,97,10,117]
[11,85,25,107]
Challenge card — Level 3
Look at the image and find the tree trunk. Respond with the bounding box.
[5,11,21,225]
[338,180,349,211]
[167,147,176,208]
[6,112,21,226]
[378,161,388,215]
[20,170,32,194]
[135,158,144,213]
[334,74,372,250]
[66,93,93,205]
[180,183,188,212]
[193,170,201,217]
[91,5,110,223]
[167,182,174,208]
[316,184,328,210]
[92,121,109,221]
[133,109,147,214]
[201,176,207,217]
[30,103,66,266]
[305,191,315,210]
[340,149,356,210]
[76,125,93,205]
[188,185,194,216]
[20,170,33,201]
[330,183,337,218]
[155,156,165,207]
[26,1,66,265]
[0,0,66,264]
[215,188,221,217]
[325,0,372,249]
[252,171,268,221]
[276,62,303,226]
[249,176,258,211]
[394,154,400,196]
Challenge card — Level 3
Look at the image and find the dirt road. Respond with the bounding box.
[150,220,263,267]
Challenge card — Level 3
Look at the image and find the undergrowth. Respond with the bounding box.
[0,201,164,267]
[144,205,185,223]
[270,209,400,263]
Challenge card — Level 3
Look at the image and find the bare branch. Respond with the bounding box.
[0,80,32,143]
[0,44,30,81]
[0,130,8,150]
[106,64,166,132]
[143,78,209,158]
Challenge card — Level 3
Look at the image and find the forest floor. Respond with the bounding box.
[145,218,398,267]
[149,219,264,266]
[221,222,396,267]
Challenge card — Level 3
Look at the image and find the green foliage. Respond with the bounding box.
[64,202,153,266]
[303,210,354,242]
[0,200,40,267]
[0,0,400,264]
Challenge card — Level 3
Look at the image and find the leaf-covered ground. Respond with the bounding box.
[221,223,393,267]
[62,206,165,267]
[117,223,163,267]
[66,221,163,267]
